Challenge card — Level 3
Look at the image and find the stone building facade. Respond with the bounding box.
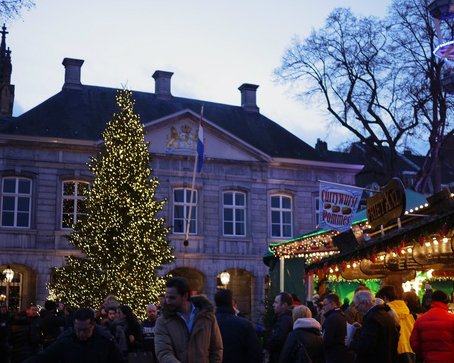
[0,37,362,322]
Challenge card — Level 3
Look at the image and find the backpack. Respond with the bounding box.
[292,342,313,363]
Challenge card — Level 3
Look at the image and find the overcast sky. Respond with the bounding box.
[6,0,392,150]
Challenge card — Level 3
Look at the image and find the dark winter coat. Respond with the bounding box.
[279,318,325,363]
[21,325,126,363]
[410,301,454,363]
[122,318,142,352]
[40,310,65,348]
[215,306,262,363]
[9,314,42,363]
[268,309,293,363]
[0,314,10,363]
[154,295,223,363]
[322,308,355,363]
[349,304,399,363]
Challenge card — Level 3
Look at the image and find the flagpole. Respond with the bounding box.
[184,105,204,245]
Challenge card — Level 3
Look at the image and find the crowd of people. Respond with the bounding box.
[0,277,263,363]
[0,295,160,363]
[268,285,454,363]
[1,278,454,363]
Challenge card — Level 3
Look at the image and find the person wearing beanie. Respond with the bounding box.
[410,290,454,363]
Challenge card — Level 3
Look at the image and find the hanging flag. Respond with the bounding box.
[319,180,363,232]
[197,106,204,172]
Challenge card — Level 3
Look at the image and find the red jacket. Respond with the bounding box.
[410,301,454,363]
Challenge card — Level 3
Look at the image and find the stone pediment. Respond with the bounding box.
[143,109,271,163]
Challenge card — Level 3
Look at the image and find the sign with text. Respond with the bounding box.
[319,181,362,232]
[366,178,406,230]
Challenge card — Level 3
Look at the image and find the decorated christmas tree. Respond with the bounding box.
[48,89,174,315]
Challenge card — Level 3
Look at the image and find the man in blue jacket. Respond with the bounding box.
[214,289,262,363]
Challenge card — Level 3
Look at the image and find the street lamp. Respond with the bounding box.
[3,265,14,283]
[2,265,14,309]
[220,271,230,287]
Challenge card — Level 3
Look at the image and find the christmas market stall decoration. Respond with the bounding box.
[265,181,454,302]
[305,187,454,300]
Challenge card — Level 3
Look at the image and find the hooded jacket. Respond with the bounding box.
[387,300,415,355]
[279,318,325,363]
[154,295,223,363]
[410,301,454,363]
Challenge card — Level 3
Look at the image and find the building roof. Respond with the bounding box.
[0,85,337,163]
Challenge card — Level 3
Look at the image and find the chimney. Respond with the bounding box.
[238,83,259,113]
[62,58,84,90]
[315,138,328,152]
[152,70,173,101]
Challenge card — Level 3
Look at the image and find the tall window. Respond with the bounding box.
[223,191,246,236]
[270,195,293,238]
[173,188,197,234]
[61,181,89,229]
[1,177,32,228]
[314,196,320,229]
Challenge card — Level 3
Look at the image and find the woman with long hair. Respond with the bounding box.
[116,305,142,353]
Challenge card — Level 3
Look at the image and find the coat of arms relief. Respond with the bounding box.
[166,123,198,152]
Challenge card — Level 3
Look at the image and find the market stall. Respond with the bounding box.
[267,184,454,303]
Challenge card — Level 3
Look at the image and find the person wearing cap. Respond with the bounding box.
[410,290,454,363]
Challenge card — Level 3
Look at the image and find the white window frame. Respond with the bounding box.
[173,188,197,235]
[314,196,320,229]
[270,194,293,238]
[1,177,32,228]
[223,191,246,237]
[61,181,89,230]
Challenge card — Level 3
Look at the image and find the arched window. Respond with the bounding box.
[61,181,89,229]
[0,269,22,311]
[223,191,246,236]
[1,177,32,228]
[270,194,293,238]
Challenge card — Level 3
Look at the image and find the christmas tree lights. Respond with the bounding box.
[48,90,174,317]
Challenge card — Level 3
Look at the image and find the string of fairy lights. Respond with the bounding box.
[269,199,454,274]
[47,90,174,318]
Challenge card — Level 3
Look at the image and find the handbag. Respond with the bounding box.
[293,342,313,363]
